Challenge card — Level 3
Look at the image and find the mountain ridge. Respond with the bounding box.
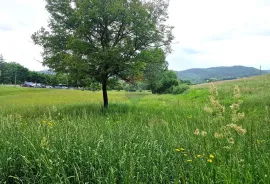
[176,65,270,84]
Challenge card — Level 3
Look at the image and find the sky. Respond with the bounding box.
[0,0,270,71]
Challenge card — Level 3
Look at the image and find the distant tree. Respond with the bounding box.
[156,70,179,94]
[0,54,4,66]
[107,78,122,90]
[56,74,69,85]
[0,54,5,82]
[48,74,59,86]
[140,48,168,93]
[0,62,29,84]
[27,71,43,83]
[180,79,192,85]
[13,63,29,84]
[32,0,173,107]
[0,58,60,85]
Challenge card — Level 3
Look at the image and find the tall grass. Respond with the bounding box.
[0,76,269,183]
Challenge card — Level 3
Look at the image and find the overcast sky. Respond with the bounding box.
[1,0,270,71]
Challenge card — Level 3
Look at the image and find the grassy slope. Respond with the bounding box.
[0,75,269,183]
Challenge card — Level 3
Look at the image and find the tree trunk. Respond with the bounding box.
[102,78,108,108]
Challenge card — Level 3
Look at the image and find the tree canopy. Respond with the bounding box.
[156,70,179,94]
[0,55,70,86]
[0,54,4,78]
[32,0,173,107]
[141,48,168,93]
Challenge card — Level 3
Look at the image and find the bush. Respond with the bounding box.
[156,71,179,94]
[172,84,189,94]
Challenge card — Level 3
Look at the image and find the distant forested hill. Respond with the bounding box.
[176,66,270,84]
[38,70,56,75]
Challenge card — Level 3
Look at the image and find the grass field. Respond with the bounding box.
[0,75,270,183]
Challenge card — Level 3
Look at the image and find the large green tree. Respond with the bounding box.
[32,0,173,107]
[140,48,168,94]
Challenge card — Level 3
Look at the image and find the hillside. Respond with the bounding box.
[176,65,270,84]
[38,70,56,75]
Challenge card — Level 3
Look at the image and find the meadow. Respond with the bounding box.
[0,75,269,183]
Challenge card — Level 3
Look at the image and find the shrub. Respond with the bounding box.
[172,84,189,94]
[156,71,179,94]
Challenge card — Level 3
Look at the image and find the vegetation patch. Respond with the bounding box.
[0,75,269,183]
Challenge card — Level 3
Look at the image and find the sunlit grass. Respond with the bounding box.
[0,76,270,183]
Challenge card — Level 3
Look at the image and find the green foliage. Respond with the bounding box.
[171,84,189,94]
[0,54,4,72]
[123,83,137,92]
[107,78,122,91]
[0,59,74,87]
[0,62,29,84]
[141,48,168,93]
[0,74,270,183]
[156,70,179,94]
[180,79,192,85]
[86,82,101,91]
[32,0,173,107]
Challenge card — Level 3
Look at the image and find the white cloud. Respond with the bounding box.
[0,0,48,71]
[0,0,270,71]
[167,0,270,70]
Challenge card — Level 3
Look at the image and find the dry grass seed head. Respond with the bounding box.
[228,137,235,144]
[214,132,224,139]
[194,128,200,136]
[234,85,241,99]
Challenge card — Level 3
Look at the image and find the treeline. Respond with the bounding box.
[0,54,191,94]
[0,54,68,86]
[107,70,191,94]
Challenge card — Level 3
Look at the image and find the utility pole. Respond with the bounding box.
[260,65,262,75]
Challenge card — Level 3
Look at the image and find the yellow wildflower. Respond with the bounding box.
[209,154,214,159]
[184,154,188,156]
[201,131,207,137]
[196,154,202,158]
[48,122,53,128]
[186,160,192,162]
[175,148,185,152]
[207,159,213,163]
